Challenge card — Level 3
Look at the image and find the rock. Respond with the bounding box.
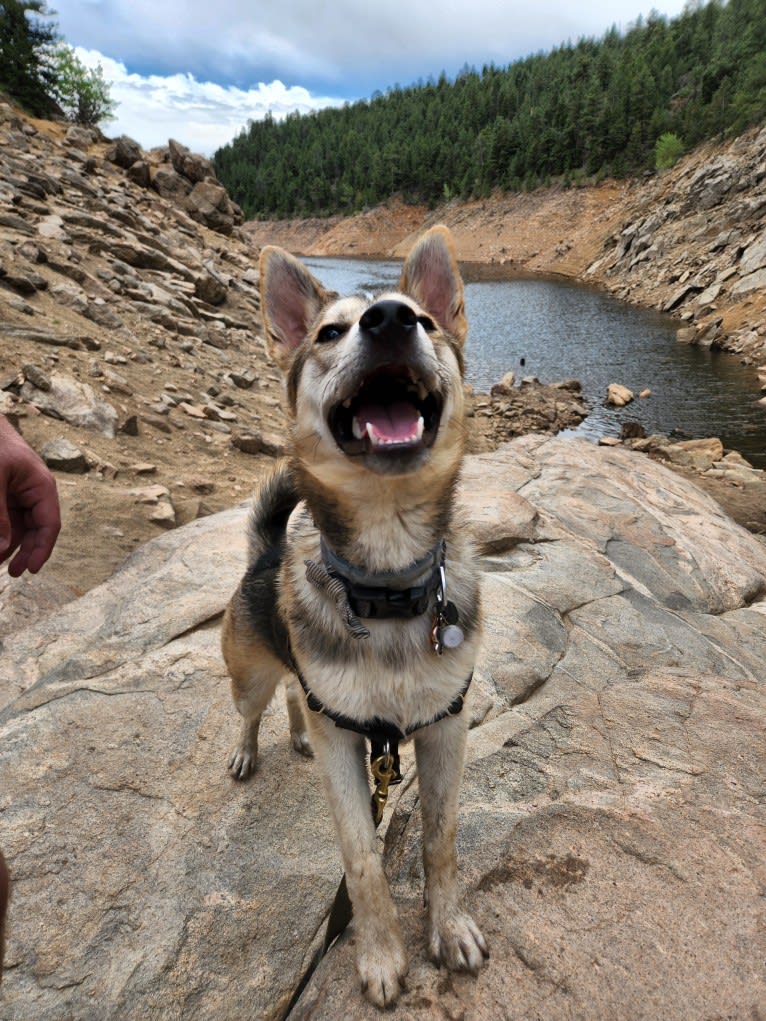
[168,138,215,184]
[40,437,89,473]
[118,414,139,436]
[229,368,257,389]
[20,372,119,438]
[22,364,51,391]
[186,180,240,235]
[185,476,215,495]
[65,125,96,150]
[664,436,725,470]
[150,163,193,201]
[130,484,170,504]
[231,431,286,457]
[105,135,144,170]
[606,383,634,406]
[126,160,150,188]
[731,267,766,296]
[194,264,229,306]
[2,439,765,1019]
[738,231,766,276]
[490,371,515,397]
[51,282,88,313]
[149,498,176,528]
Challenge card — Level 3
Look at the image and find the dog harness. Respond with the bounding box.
[291,538,474,953]
[295,537,472,821]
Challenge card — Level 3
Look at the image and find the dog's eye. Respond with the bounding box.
[316,323,345,343]
[417,315,436,332]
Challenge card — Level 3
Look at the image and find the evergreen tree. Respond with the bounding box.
[214,0,766,219]
[0,0,58,115]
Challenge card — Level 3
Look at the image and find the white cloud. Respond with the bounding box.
[74,49,345,155]
[58,1,690,96]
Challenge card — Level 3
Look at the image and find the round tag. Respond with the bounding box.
[441,624,464,649]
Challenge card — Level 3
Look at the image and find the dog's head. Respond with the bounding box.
[259,226,467,484]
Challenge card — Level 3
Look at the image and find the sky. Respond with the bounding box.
[51,0,691,156]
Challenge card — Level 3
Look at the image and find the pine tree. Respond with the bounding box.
[0,0,58,116]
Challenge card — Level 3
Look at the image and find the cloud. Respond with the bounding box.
[61,0,690,154]
[74,49,345,155]
[58,0,689,95]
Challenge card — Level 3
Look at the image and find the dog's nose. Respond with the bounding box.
[359,300,417,342]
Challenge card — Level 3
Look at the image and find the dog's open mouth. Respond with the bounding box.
[329,367,443,457]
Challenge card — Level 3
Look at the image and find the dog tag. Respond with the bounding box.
[441,624,464,649]
[444,601,459,625]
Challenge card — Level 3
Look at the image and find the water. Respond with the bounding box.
[302,255,766,467]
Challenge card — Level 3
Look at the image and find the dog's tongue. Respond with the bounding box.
[354,399,423,444]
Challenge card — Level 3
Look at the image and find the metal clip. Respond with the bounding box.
[370,751,397,826]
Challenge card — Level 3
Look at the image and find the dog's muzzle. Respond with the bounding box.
[328,301,443,464]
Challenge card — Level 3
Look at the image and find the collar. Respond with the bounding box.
[320,537,444,620]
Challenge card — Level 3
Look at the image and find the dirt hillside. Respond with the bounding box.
[0,101,590,630]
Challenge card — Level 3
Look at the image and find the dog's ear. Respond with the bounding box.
[259,246,328,370]
[399,225,467,346]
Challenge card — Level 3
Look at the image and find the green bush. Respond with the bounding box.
[655,132,685,170]
[51,45,117,126]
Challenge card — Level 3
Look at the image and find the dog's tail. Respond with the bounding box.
[247,461,300,565]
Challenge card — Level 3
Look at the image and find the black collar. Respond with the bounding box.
[320,537,444,620]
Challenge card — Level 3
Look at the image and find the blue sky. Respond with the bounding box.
[52,0,690,155]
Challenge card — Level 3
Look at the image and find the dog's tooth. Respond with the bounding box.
[352,416,366,440]
[417,382,428,401]
[342,398,352,409]
[415,416,424,440]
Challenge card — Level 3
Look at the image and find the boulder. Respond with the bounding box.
[105,135,144,170]
[20,371,119,437]
[168,138,216,184]
[150,164,193,202]
[606,382,634,406]
[1,438,765,1020]
[664,436,725,470]
[126,160,151,189]
[186,181,240,235]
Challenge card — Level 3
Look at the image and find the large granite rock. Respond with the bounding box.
[1,437,764,1020]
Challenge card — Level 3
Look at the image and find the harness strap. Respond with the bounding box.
[293,659,473,953]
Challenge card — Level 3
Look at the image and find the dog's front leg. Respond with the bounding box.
[415,713,489,974]
[306,712,408,1007]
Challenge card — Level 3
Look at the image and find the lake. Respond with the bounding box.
[302,256,766,468]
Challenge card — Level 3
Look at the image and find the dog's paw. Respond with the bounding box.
[429,910,489,975]
[227,744,257,781]
[357,936,408,1008]
[290,728,313,758]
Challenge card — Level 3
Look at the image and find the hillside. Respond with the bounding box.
[215,0,766,218]
[0,101,589,630]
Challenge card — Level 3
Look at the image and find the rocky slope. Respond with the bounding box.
[0,101,585,621]
[1,437,764,1019]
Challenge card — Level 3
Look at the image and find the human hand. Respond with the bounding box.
[0,417,61,577]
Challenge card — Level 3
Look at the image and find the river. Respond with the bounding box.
[302,256,766,468]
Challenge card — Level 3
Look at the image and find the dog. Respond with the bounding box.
[221,225,488,1007]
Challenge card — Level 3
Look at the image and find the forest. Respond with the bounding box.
[213,0,766,220]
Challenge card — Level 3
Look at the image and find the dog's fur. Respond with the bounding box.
[221,225,488,1006]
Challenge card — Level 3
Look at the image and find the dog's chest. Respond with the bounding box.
[280,520,479,732]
